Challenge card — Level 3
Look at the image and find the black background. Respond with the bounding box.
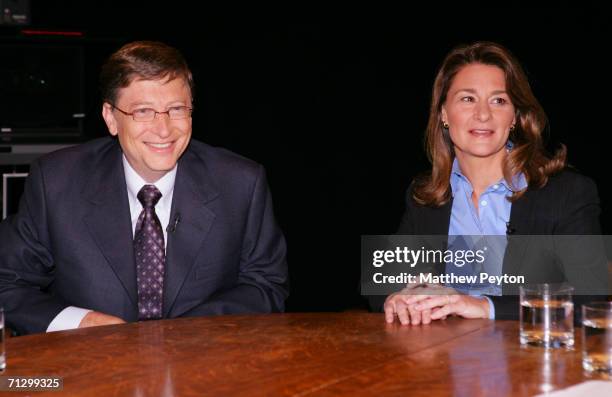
[1,2,610,311]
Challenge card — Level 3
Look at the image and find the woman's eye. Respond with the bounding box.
[461,96,474,102]
[492,97,507,104]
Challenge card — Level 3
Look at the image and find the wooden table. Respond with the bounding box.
[2,313,609,396]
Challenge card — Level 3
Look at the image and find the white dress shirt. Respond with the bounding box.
[123,155,177,248]
[47,155,177,332]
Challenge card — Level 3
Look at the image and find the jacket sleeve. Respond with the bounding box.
[367,183,416,312]
[492,173,607,321]
[554,174,608,318]
[397,183,416,234]
[0,160,67,335]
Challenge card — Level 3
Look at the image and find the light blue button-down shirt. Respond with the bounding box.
[446,156,527,319]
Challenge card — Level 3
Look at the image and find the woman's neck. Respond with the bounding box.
[455,151,506,198]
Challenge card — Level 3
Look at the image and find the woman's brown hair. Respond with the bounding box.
[413,41,566,207]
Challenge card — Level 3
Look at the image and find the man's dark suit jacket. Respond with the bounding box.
[369,170,608,320]
[0,137,289,335]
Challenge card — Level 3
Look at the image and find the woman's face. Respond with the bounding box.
[441,63,516,161]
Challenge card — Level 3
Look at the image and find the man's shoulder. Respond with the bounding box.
[185,139,263,178]
[36,137,117,170]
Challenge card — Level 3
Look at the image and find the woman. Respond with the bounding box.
[382,41,605,325]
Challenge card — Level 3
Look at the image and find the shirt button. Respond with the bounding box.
[481,200,488,206]
[493,184,499,190]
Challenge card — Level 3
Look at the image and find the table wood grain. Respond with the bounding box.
[2,313,607,396]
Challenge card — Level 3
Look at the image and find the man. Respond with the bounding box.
[0,41,289,335]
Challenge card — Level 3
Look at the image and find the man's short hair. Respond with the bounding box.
[100,40,194,104]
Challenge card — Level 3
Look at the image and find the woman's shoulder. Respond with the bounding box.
[404,180,452,213]
[404,180,422,208]
[533,168,598,195]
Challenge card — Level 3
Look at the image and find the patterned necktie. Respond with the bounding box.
[134,185,165,320]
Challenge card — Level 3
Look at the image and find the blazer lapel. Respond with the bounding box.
[163,147,219,316]
[503,189,537,278]
[82,142,138,307]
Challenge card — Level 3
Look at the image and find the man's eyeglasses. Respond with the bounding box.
[112,105,193,122]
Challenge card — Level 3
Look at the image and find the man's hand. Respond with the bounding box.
[78,311,126,328]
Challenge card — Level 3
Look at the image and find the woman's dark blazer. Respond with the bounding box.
[369,169,608,320]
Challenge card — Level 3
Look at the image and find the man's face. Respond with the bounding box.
[102,77,193,182]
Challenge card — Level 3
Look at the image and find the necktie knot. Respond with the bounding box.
[137,185,162,208]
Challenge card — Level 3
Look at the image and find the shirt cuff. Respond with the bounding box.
[482,296,495,319]
[46,306,92,332]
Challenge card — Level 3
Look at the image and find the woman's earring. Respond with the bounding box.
[443,122,449,130]
[509,124,516,131]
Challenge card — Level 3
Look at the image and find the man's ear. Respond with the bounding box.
[102,103,118,136]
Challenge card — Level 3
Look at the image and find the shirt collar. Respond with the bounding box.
[122,155,177,209]
[499,172,528,192]
[450,157,528,197]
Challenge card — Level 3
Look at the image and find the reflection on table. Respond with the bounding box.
[4,313,609,396]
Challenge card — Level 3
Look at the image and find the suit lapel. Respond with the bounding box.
[503,189,537,276]
[82,142,138,308]
[163,147,219,316]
